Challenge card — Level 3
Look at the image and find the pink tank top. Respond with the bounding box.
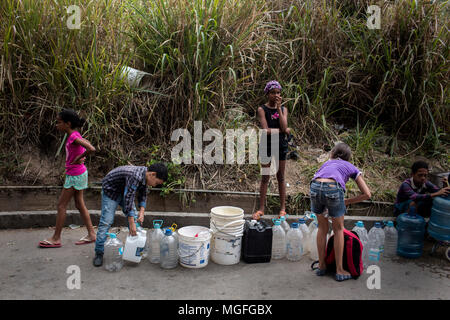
[65,131,87,176]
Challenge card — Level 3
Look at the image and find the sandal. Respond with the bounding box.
[335,274,353,282]
[39,239,62,248]
[315,268,327,276]
[252,210,264,220]
[75,236,96,245]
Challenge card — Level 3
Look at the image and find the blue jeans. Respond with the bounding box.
[310,181,346,218]
[394,199,433,217]
[94,191,136,254]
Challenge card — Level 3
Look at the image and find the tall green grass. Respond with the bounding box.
[0,0,448,168]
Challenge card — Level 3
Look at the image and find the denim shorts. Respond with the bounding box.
[310,180,346,218]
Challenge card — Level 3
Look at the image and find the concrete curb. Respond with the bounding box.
[0,210,397,230]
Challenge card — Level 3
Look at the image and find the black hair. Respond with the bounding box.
[411,161,429,174]
[330,142,352,161]
[148,163,168,183]
[58,109,86,129]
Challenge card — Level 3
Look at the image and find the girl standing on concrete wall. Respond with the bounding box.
[253,80,292,220]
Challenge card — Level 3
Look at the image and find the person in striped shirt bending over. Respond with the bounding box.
[93,163,168,267]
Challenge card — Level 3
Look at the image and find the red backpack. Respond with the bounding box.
[311,229,364,279]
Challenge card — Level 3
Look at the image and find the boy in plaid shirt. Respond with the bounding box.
[93,163,168,267]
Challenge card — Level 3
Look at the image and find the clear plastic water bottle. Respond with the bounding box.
[370,222,385,257]
[367,223,383,264]
[384,221,398,258]
[298,218,310,254]
[307,213,318,234]
[170,223,179,248]
[272,219,286,259]
[286,223,303,261]
[160,228,178,269]
[149,220,164,264]
[104,233,124,272]
[280,215,290,233]
[308,221,319,261]
[352,221,369,267]
[352,221,368,241]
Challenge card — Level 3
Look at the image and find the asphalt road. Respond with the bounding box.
[0,227,449,300]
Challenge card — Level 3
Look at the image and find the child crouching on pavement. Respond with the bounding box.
[93,163,168,267]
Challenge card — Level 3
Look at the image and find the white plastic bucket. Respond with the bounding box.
[210,206,244,265]
[120,66,151,88]
[210,223,244,235]
[211,206,244,219]
[211,233,242,265]
[178,226,211,269]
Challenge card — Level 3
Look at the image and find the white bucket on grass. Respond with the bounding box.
[120,66,151,89]
[178,226,211,269]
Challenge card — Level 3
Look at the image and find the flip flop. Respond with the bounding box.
[335,274,353,282]
[75,236,96,245]
[315,268,327,276]
[252,210,264,220]
[39,239,62,248]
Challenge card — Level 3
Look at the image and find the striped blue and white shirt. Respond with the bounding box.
[102,166,147,217]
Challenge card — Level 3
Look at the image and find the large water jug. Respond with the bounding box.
[170,223,179,247]
[136,222,148,258]
[352,221,368,242]
[123,229,146,263]
[384,221,398,258]
[428,196,450,241]
[160,228,178,269]
[367,234,381,265]
[308,221,319,261]
[272,219,286,259]
[286,223,304,261]
[397,206,426,258]
[242,220,272,263]
[104,233,124,272]
[352,221,369,266]
[368,222,385,257]
[280,215,290,233]
[298,218,310,254]
[307,213,318,234]
[149,220,164,263]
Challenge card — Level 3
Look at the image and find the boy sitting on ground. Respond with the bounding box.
[394,161,449,217]
[93,163,168,267]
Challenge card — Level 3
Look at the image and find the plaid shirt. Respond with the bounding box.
[102,166,147,217]
[395,178,439,204]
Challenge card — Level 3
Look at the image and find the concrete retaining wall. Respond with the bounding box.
[0,186,394,216]
[0,210,396,230]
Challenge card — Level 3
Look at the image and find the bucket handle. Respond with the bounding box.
[211,220,244,238]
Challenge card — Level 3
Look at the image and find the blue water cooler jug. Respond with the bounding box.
[428,196,450,241]
[397,206,426,258]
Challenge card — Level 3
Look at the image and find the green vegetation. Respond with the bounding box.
[0,0,448,196]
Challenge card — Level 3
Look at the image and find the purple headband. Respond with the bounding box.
[264,80,282,94]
